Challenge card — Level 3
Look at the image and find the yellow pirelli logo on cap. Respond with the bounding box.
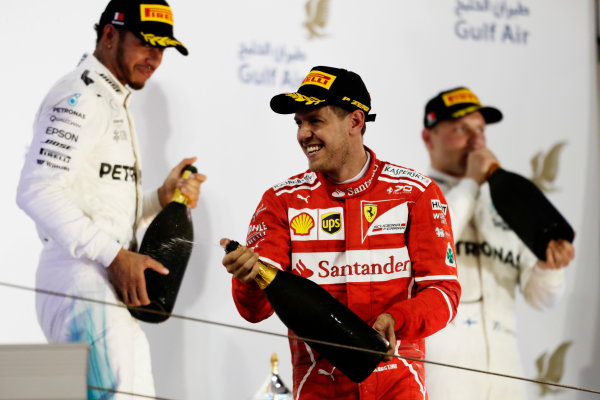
[140,4,174,25]
[301,70,336,90]
[442,88,481,107]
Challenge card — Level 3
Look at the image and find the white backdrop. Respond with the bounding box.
[0,0,598,399]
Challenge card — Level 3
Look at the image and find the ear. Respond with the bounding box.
[100,24,119,48]
[422,128,433,151]
[348,109,365,136]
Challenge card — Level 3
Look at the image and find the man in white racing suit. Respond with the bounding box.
[420,87,575,399]
[16,1,206,398]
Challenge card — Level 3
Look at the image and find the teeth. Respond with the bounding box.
[307,145,321,154]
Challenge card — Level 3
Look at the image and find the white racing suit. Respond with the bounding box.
[424,168,565,399]
[17,54,162,399]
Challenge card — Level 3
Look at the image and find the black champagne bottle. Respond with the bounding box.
[128,165,196,323]
[225,241,389,383]
[487,164,574,260]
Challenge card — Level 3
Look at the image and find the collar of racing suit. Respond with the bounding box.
[77,53,131,108]
[318,146,382,200]
[427,167,462,189]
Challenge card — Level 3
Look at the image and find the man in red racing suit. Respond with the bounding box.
[221,66,461,400]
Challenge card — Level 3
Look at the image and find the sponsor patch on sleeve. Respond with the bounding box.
[431,199,448,215]
[445,243,456,267]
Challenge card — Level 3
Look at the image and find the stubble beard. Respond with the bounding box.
[116,43,145,91]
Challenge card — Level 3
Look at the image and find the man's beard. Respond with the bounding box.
[116,43,145,90]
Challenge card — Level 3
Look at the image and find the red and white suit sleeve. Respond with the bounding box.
[387,183,461,339]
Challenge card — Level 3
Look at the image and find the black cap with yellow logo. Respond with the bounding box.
[270,66,376,122]
[98,0,188,55]
[423,87,502,129]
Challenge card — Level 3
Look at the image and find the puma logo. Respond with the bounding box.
[297,194,309,204]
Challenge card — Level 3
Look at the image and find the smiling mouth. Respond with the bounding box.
[306,144,322,155]
[137,65,154,78]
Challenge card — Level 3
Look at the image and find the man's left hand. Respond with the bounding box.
[158,157,207,208]
[372,313,396,362]
[538,239,575,269]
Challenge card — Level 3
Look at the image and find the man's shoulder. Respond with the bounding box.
[44,68,102,104]
[377,161,433,190]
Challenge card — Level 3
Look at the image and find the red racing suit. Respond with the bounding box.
[232,148,461,400]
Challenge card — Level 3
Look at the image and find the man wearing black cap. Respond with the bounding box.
[16,1,205,398]
[221,67,461,399]
[421,87,574,399]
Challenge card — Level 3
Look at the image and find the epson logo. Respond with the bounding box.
[45,126,79,142]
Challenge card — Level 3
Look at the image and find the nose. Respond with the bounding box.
[297,122,312,142]
[467,129,485,149]
[147,47,164,66]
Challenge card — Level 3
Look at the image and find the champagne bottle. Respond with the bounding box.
[252,353,292,400]
[486,164,574,261]
[128,165,197,323]
[225,241,389,383]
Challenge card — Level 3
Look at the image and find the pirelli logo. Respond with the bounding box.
[301,71,336,90]
[442,88,480,107]
[140,4,174,25]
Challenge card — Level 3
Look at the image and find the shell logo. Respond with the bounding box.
[291,212,315,235]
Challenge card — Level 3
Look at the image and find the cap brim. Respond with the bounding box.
[479,106,502,124]
[136,32,188,56]
[173,42,188,56]
[270,92,328,114]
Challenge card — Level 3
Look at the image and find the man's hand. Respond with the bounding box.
[372,313,396,362]
[107,249,169,306]
[220,238,260,283]
[538,239,575,270]
[465,148,499,185]
[158,157,207,209]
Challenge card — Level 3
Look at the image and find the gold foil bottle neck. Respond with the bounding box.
[271,353,279,375]
[170,169,193,206]
[255,261,278,290]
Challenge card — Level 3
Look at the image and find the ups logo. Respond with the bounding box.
[321,212,342,234]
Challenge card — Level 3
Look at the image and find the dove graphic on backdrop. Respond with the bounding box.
[530,141,567,193]
[304,0,330,39]
[535,341,572,396]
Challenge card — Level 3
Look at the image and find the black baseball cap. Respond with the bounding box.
[270,66,376,122]
[423,87,502,129]
[98,0,188,56]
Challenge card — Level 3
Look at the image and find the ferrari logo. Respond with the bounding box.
[364,205,378,223]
